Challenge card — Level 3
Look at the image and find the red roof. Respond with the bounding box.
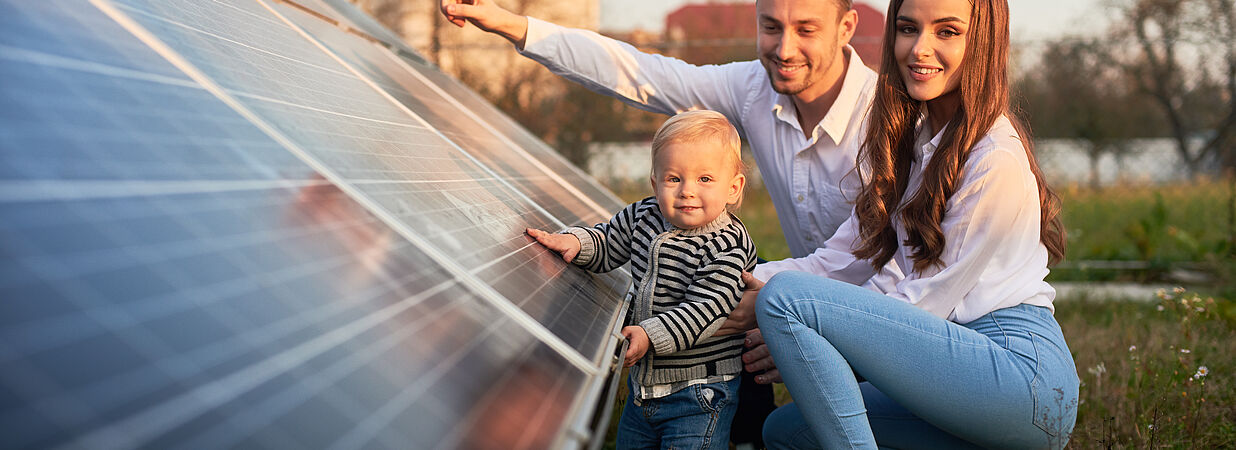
[663,2,885,67]
[852,3,885,67]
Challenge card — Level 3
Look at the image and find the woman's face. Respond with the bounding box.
[893,0,971,104]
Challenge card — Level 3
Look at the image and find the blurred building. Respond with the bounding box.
[663,1,885,67]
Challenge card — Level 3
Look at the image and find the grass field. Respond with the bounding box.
[600,178,1236,448]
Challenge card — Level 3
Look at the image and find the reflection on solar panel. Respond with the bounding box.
[0,0,630,448]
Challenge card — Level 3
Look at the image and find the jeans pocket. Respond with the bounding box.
[693,381,731,414]
[1029,332,1077,448]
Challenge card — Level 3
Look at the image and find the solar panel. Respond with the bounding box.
[0,0,629,448]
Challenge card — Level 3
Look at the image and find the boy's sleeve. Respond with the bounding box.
[639,232,755,356]
[561,199,644,273]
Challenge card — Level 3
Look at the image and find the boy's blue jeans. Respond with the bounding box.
[615,376,740,450]
[756,271,1079,449]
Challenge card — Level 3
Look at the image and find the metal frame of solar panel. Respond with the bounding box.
[0,0,632,448]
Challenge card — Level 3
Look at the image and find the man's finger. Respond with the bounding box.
[741,271,765,290]
[439,0,466,27]
[744,356,775,373]
[443,3,478,21]
[741,343,769,364]
[755,368,781,384]
[745,328,765,347]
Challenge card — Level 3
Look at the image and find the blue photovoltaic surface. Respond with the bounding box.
[0,0,627,448]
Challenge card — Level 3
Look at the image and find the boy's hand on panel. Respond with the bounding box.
[526,228,580,263]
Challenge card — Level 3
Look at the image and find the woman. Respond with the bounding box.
[747,0,1079,448]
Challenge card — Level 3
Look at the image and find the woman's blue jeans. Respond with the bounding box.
[755,271,1079,449]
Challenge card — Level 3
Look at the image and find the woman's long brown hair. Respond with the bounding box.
[851,0,1066,272]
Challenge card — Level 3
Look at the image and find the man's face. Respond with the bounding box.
[756,0,854,102]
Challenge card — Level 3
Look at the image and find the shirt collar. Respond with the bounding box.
[769,46,867,146]
[666,210,734,236]
[916,115,947,161]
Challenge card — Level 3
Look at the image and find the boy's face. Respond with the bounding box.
[651,140,746,229]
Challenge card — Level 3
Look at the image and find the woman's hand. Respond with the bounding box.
[526,228,580,263]
[742,328,782,384]
[439,0,530,48]
[715,271,763,336]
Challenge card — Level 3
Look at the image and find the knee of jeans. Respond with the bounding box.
[756,271,805,319]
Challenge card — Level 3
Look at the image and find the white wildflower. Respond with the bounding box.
[1196,366,1209,379]
[1157,305,1166,312]
[1180,348,1191,354]
[1088,362,1107,376]
[1129,345,1137,352]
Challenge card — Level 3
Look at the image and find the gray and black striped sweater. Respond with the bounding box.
[565,197,757,387]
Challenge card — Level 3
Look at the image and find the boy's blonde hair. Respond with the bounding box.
[650,110,746,208]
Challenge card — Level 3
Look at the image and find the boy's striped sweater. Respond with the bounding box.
[565,197,757,387]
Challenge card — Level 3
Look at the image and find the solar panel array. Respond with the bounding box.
[0,0,631,448]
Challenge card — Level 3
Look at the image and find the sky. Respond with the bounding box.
[598,0,1110,46]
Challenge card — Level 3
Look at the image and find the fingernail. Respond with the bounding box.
[756,376,764,383]
[446,5,455,13]
[744,339,751,346]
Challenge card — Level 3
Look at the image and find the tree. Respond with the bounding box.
[1115,0,1236,176]
[1018,37,1163,188]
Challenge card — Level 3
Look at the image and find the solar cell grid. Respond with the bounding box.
[402,58,627,212]
[271,3,606,225]
[104,0,624,357]
[1,0,629,447]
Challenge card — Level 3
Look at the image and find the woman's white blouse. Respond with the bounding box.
[753,116,1056,324]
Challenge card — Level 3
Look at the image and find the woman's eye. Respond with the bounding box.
[897,25,916,34]
[939,28,959,38]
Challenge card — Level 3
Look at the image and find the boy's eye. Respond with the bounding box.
[667,176,680,183]
[699,176,712,183]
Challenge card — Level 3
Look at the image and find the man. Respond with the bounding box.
[441,0,880,446]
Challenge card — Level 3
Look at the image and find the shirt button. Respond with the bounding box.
[805,236,814,242]
[797,194,805,202]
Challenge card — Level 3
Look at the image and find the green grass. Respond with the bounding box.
[1053,179,1236,290]
[1059,290,1236,448]
[1058,179,1234,263]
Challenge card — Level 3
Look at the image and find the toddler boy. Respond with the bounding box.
[527,110,756,449]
